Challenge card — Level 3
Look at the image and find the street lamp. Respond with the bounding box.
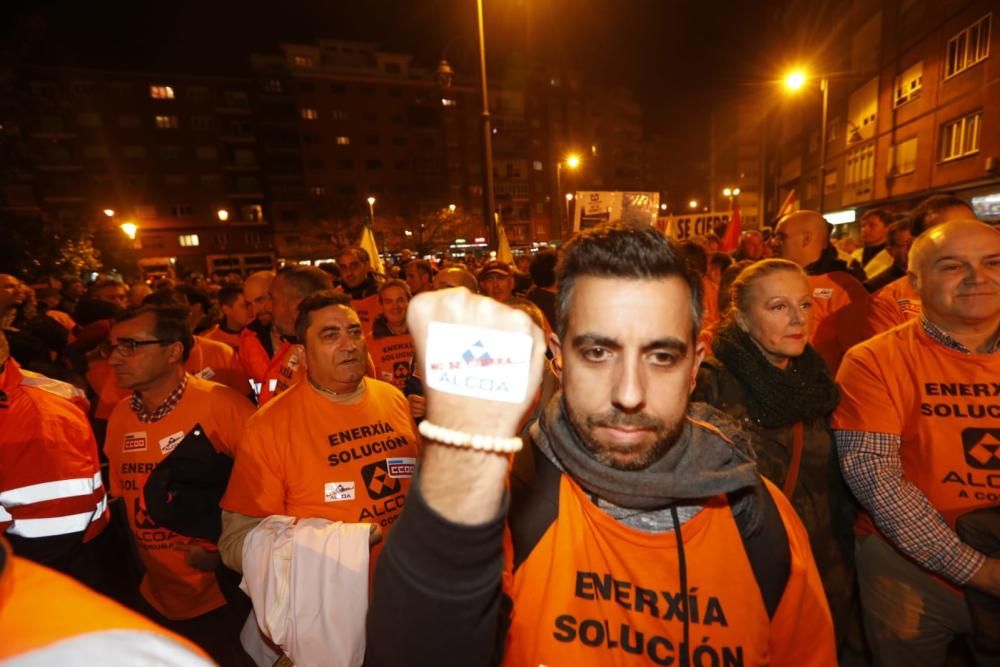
[367,196,376,226]
[216,208,229,222]
[688,199,699,210]
[448,204,457,213]
[556,153,582,238]
[783,68,829,213]
[103,208,115,218]
[564,193,574,226]
[120,222,137,240]
[434,1,498,250]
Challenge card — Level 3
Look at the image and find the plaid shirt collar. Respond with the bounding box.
[130,374,188,424]
[921,317,1000,355]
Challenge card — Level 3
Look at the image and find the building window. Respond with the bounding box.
[150,85,175,99]
[200,174,220,186]
[301,108,318,120]
[123,145,146,159]
[240,205,263,223]
[940,111,982,161]
[395,159,409,170]
[533,160,543,171]
[337,159,354,169]
[117,114,140,128]
[190,115,212,131]
[889,137,918,175]
[330,84,348,95]
[388,87,402,97]
[83,145,110,159]
[196,146,218,160]
[824,169,838,194]
[384,62,401,74]
[894,61,923,107]
[155,115,179,129]
[310,186,327,196]
[306,159,324,169]
[360,86,375,96]
[330,110,349,120]
[264,79,283,93]
[170,204,193,217]
[392,136,407,146]
[179,234,200,247]
[293,55,314,67]
[845,144,875,193]
[159,146,181,160]
[335,136,350,145]
[441,98,457,107]
[362,111,378,121]
[224,91,249,107]
[366,160,382,170]
[164,174,186,186]
[946,14,991,78]
[365,135,379,146]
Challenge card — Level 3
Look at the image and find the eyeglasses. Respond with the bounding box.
[99,338,177,359]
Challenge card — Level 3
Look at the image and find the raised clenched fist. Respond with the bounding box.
[407,287,547,438]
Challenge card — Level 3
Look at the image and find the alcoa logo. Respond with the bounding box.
[425,322,534,405]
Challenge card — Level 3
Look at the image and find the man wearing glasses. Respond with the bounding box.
[103,305,254,664]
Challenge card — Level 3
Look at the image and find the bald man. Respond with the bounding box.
[772,210,873,372]
[870,195,979,333]
[432,266,478,292]
[833,221,1000,666]
[239,271,280,387]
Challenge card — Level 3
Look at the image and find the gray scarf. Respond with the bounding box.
[529,393,758,510]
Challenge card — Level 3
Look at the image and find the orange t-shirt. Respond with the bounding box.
[806,271,873,373]
[221,378,420,562]
[368,334,415,391]
[186,335,249,394]
[104,375,255,620]
[352,294,383,336]
[256,340,304,407]
[501,475,835,666]
[832,319,1000,534]
[202,324,243,353]
[869,275,921,334]
[239,325,273,383]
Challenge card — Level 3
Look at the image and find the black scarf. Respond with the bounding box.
[711,321,840,429]
[530,393,758,510]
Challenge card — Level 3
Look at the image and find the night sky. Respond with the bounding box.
[1,1,784,132]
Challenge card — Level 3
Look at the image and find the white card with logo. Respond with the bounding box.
[324,481,355,502]
[424,322,533,404]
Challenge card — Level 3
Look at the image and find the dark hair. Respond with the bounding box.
[676,240,709,277]
[529,250,558,288]
[294,290,353,342]
[143,289,190,314]
[555,222,703,340]
[73,297,122,325]
[114,305,194,361]
[405,259,433,280]
[276,265,333,299]
[861,208,892,226]
[90,278,125,294]
[217,285,244,308]
[887,219,911,245]
[175,284,212,313]
[909,194,973,236]
[708,252,734,275]
[338,246,369,264]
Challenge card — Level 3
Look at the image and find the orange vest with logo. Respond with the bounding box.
[257,340,304,407]
[352,294,383,336]
[806,272,873,373]
[832,320,1000,534]
[222,379,419,565]
[104,376,255,620]
[368,334,415,391]
[0,540,207,662]
[501,475,834,666]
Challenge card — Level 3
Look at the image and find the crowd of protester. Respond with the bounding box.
[0,191,998,666]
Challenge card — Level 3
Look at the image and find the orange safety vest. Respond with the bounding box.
[367,334,415,391]
[501,473,835,666]
[806,271,873,374]
[104,375,254,620]
[0,538,209,663]
[832,319,1000,535]
[239,322,275,383]
[257,340,303,407]
[1,361,108,543]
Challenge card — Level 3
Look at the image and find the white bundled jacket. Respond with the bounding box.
[240,516,371,667]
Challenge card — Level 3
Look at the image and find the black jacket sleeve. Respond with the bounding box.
[366,479,509,667]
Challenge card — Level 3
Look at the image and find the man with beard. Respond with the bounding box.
[238,271,279,388]
[366,222,834,666]
[338,246,383,334]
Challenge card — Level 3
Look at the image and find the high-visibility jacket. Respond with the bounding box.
[239,320,276,383]
[0,360,108,545]
[0,537,211,664]
[806,271,873,373]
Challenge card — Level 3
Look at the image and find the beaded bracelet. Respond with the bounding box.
[417,420,523,453]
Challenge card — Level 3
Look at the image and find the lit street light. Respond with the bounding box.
[367,196,376,226]
[564,192,574,225]
[216,208,229,222]
[120,222,138,240]
[557,153,582,239]
[448,204,457,213]
[688,199,699,210]
[103,208,115,218]
[783,68,829,213]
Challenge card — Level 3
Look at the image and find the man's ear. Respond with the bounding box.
[547,331,563,380]
[166,340,185,365]
[689,339,706,393]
